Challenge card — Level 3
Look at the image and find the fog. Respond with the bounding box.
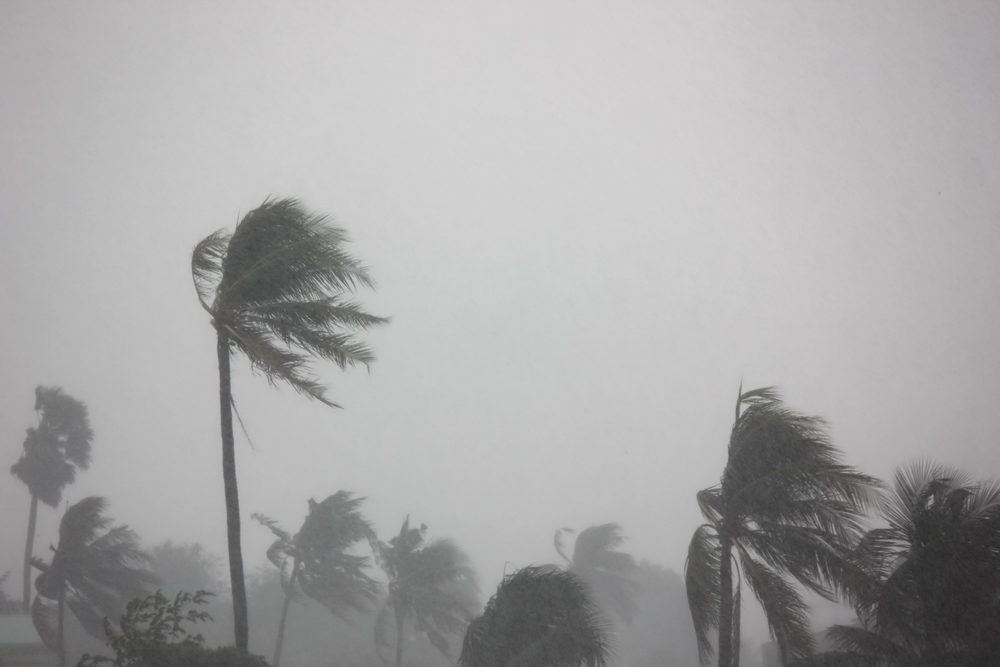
[2,2,999,666]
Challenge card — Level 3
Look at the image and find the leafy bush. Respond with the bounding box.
[77,590,269,667]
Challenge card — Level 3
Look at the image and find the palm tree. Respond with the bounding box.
[685,386,877,667]
[810,461,1000,666]
[554,523,638,624]
[254,492,381,667]
[373,518,479,667]
[11,386,93,613]
[31,496,155,667]
[191,197,388,651]
[460,566,609,667]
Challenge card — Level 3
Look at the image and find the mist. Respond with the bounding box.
[2,2,1000,667]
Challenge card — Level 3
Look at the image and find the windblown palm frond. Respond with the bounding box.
[192,198,388,407]
[375,518,479,667]
[811,461,1000,666]
[685,386,878,667]
[554,523,639,625]
[460,566,609,667]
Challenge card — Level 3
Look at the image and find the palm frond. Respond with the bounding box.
[737,551,814,662]
[685,524,721,665]
[191,229,229,311]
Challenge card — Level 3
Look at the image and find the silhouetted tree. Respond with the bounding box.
[685,386,877,667]
[31,497,155,667]
[191,198,387,651]
[460,566,609,667]
[808,461,1000,667]
[374,518,478,667]
[554,523,638,624]
[11,386,93,613]
[254,492,380,667]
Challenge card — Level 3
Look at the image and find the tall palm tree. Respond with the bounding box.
[191,197,387,651]
[810,461,1000,667]
[685,386,877,667]
[554,523,639,624]
[31,496,155,667]
[374,518,479,667]
[460,566,610,667]
[254,491,381,667]
[11,386,93,613]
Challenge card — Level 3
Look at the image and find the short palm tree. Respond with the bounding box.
[31,496,155,667]
[254,492,381,667]
[810,461,1000,666]
[461,566,609,667]
[554,523,638,624]
[374,518,479,667]
[192,197,387,651]
[685,386,877,667]
[11,386,93,613]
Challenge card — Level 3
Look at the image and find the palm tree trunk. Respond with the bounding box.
[57,587,66,667]
[218,329,249,652]
[272,565,298,667]
[22,494,38,613]
[718,535,735,667]
[395,606,405,667]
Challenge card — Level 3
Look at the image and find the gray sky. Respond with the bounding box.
[2,0,1000,647]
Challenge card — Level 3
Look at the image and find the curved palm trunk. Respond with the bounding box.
[717,535,735,667]
[272,563,299,667]
[57,587,66,667]
[218,330,249,652]
[395,604,405,667]
[22,494,38,613]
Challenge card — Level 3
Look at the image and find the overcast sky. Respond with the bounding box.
[2,0,999,649]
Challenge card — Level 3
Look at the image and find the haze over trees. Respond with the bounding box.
[30,497,156,667]
[554,523,639,625]
[374,518,479,667]
[685,386,878,667]
[11,386,93,613]
[191,198,388,652]
[254,492,380,667]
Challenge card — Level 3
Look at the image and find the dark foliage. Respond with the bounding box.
[460,566,609,667]
[685,386,878,666]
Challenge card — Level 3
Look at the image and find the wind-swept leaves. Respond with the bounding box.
[256,492,379,667]
[375,518,478,667]
[460,566,609,667]
[685,386,877,667]
[32,497,155,667]
[191,198,387,651]
[555,523,639,625]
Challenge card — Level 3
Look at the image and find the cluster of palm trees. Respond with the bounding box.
[684,387,1000,667]
[12,197,999,667]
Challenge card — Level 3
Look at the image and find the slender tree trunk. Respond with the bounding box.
[22,494,38,613]
[718,535,735,667]
[57,587,65,667]
[272,564,298,667]
[218,329,249,652]
[395,605,405,667]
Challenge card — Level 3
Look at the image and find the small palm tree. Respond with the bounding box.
[460,566,610,667]
[554,523,638,624]
[192,197,388,651]
[11,386,93,613]
[374,518,479,667]
[811,461,1000,666]
[31,496,155,667]
[254,492,381,667]
[685,386,877,667]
